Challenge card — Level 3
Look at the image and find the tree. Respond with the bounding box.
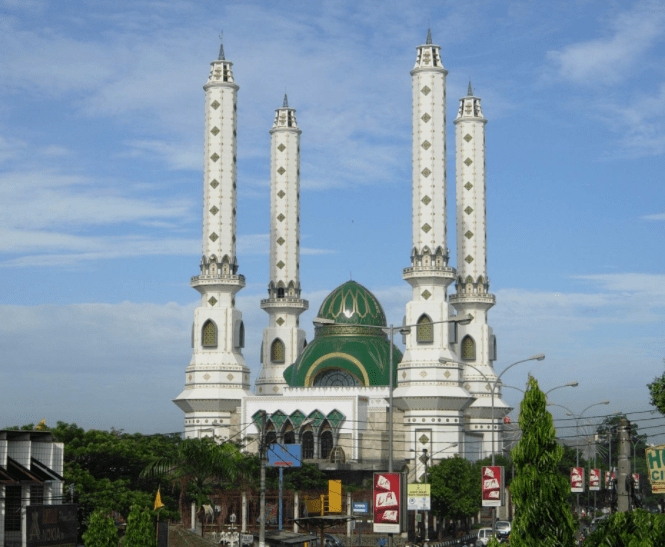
[648,369,665,416]
[123,505,156,547]
[429,455,481,534]
[582,509,665,547]
[507,376,576,547]
[82,509,119,547]
[141,437,243,534]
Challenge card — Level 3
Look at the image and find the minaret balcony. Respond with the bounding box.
[403,265,456,284]
[260,297,309,312]
[449,293,496,308]
[191,273,246,289]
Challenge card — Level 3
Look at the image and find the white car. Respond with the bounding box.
[496,521,511,535]
[475,528,495,547]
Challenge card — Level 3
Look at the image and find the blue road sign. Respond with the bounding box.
[353,502,369,513]
[267,443,302,467]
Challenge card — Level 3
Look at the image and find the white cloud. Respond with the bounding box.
[546,1,665,85]
[643,213,665,220]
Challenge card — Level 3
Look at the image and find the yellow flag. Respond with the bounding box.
[154,487,165,510]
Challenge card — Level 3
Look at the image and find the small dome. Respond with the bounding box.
[317,280,387,327]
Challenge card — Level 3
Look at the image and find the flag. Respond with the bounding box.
[154,487,165,510]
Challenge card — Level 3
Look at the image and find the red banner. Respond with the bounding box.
[589,468,600,491]
[481,466,503,507]
[373,472,401,533]
[605,470,616,489]
[632,473,639,486]
[571,467,584,492]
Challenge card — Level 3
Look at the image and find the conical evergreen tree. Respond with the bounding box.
[508,376,576,547]
[123,505,156,547]
[82,509,118,547]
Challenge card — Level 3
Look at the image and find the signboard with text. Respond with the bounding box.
[571,467,585,493]
[267,444,302,467]
[589,468,600,491]
[605,470,616,489]
[481,466,503,507]
[646,445,665,493]
[632,473,640,487]
[27,505,78,547]
[407,483,430,510]
[373,472,401,533]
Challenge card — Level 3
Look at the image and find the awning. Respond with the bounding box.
[4,457,43,483]
[31,457,64,482]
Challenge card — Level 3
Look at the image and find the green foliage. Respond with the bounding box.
[648,370,665,416]
[510,376,576,547]
[583,509,665,547]
[429,455,481,530]
[123,505,157,547]
[82,509,119,547]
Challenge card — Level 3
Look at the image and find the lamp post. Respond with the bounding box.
[501,381,578,398]
[460,354,545,535]
[547,401,610,515]
[313,314,472,547]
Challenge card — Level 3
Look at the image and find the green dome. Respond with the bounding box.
[284,281,402,388]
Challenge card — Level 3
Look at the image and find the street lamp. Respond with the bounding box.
[313,314,472,547]
[458,353,545,535]
[501,381,578,398]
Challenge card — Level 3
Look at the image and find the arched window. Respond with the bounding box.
[417,314,433,343]
[302,431,314,459]
[321,431,334,459]
[202,320,217,347]
[330,446,346,463]
[265,431,277,446]
[276,287,285,298]
[461,335,476,360]
[313,369,361,387]
[271,339,285,363]
[284,431,295,444]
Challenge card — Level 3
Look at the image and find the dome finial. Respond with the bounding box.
[426,28,432,44]
[218,31,225,60]
[283,93,288,108]
[467,81,473,96]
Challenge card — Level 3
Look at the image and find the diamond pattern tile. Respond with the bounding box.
[464,134,472,142]
[419,434,429,444]
[276,260,285,269]
[422,223,431,233]
[211,100,220,109]
[421,113,431,123]
[209,232,218,241]
[465,230,474,239]
[464,182,473,190]
[210,206,219,215]
[465,255,474,263]
[277,237,285,245]
[277,143,286,152]
[421,140,431,150]
[464,157,473,166]
[421,168,431,177]
[422,195,432,205]
[227,373,234,381]
[208,296,217,306]
[277,213,285,222]
[211,153,220,162]
[444,371,451,379]
[420,370,428,377]
[421,289,431,300]
[277,167,286,175]
[277,190,285,198]
[211,126,220,136]
[276,317,285,326]
[465,206,473,214]
[210,179,219,189]
[421,86,431,96]
[203,373,210,380]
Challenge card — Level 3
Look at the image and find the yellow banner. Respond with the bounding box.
[407,484,430,497]
[645,445,665,492]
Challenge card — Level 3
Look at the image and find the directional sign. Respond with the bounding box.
[353,502,369,513]
[407,484,430,510]
[267,444,302,467]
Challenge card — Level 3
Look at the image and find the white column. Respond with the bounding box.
[174,39,253,439]
[258,95,308,396]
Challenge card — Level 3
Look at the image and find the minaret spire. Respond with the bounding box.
[426,28,432,44]
[467,81,473,96]
[257,96,309,396]
[218,32,225,60]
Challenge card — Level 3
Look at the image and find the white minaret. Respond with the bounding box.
[256,95,309,396]
[450,83,508,457]
[393,31,474,469]
[173,39,253,440]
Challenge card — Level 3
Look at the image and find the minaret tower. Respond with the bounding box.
[449,83,508,456]
[394,31,474,469]
[256,95,309,395]
[173,39,253,440]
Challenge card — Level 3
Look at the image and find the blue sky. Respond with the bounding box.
[1,0,664,440]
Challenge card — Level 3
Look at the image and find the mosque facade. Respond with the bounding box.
[173,32,511,475]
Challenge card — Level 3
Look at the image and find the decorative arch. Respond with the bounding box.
[465,275,474,294]
[202,320,218,347]
[302,431,314,459]
[320,430,334,460]
[461,335,476,361]
[417,314,433,343]
[329,446,345,463]
[271,338,285,363]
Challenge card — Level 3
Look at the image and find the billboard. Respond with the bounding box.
[267,444,302,467]
[407,483,430,510]
[589,468,600,491]
[605,470,616,489]
[373,472,401,533]
[632,473,639,487]
[27,505,78,547]
[571,467,585,493]
[646,445,665,493]
[481,466,503,507]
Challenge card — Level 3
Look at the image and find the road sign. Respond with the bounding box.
[267,444,302,467]
[353,502,369,513]
[646,445,665,493]
[407,483,430,510]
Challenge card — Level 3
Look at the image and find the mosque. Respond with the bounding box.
[173,31,511,477]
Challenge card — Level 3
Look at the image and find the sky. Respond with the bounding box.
[1,0,664,443]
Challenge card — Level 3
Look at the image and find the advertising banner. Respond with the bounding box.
[632,473,639,487]
[605,470,616,489]
[571,467,585,493]
[26,505,78,547]
[589,468,600,491]
[373,472,401,533]
[646,445,665,493]
[407,483,430,511]
[481,466,503,507]
[267,444,302,467]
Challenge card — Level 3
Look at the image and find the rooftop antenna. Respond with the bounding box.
[218,31,225,60]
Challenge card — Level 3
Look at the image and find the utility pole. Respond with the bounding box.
[259,410,267,547]
[617,418,631,513]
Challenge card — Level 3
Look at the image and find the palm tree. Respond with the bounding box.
[141,437,243,534]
